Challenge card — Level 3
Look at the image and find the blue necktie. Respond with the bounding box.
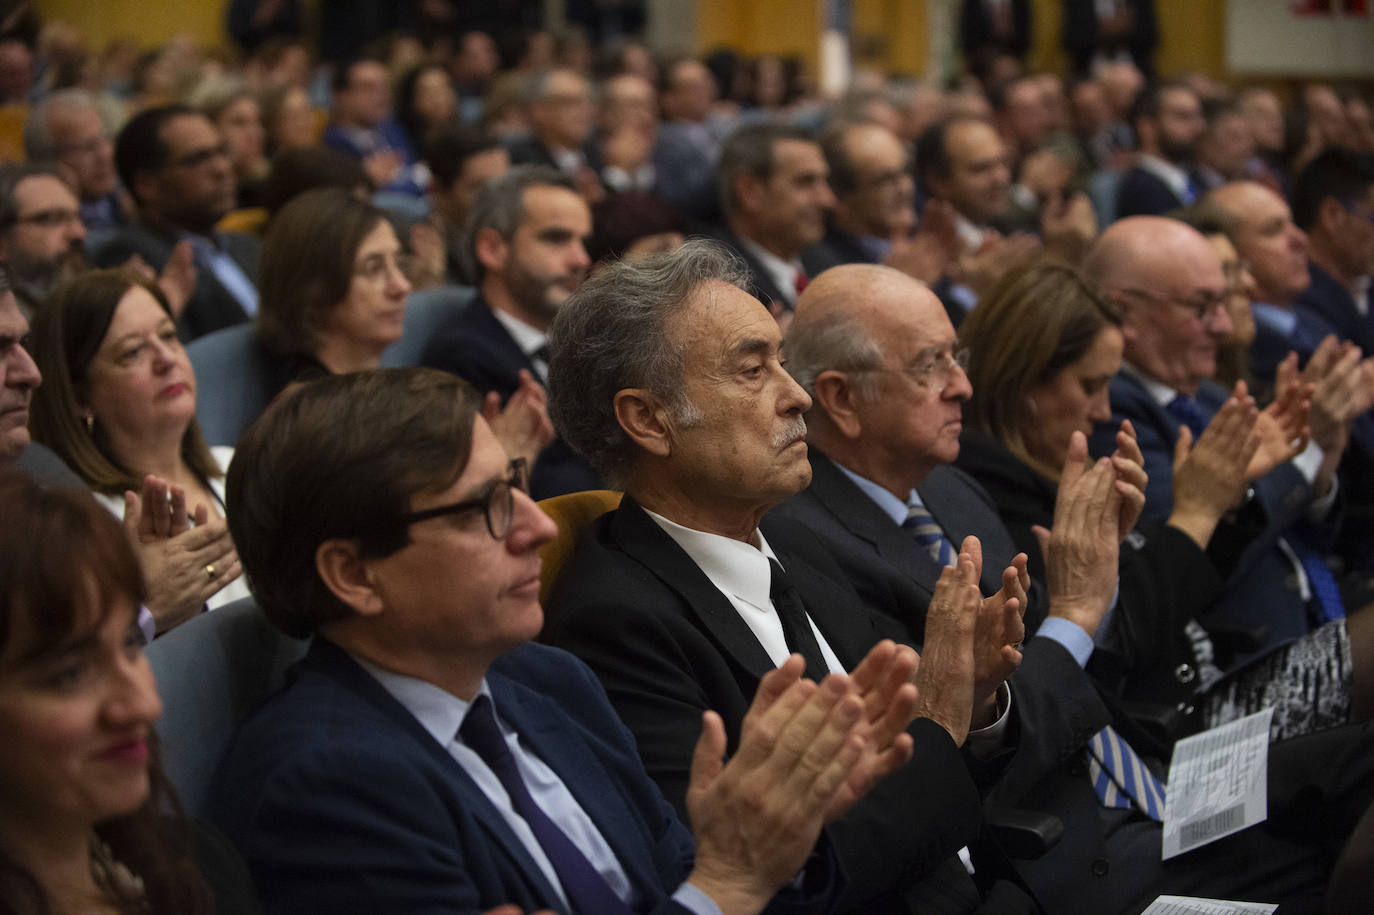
[1087,724,1167,821]
[1295,545,1347,624]
[460,696,633,915]
[1165,393,1210,441]
[903,503,958,568]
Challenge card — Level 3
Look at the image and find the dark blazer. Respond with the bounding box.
[959,0,1032,61]
[419,295,602,499]
[1112,165,1184,220]
[542,496,1009,914]
[1063,0,1158,77]
[705,227,795,312]
[1296,263,1374,355]
[772,450,1048,640]
[954,430,1223,717]
[504,135,605,178]
[1090,373,1321,659]
[93,224,260,342]
[214,639,725,914]
[801,224,882,276]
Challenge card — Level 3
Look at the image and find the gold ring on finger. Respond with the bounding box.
[206,563,217,580]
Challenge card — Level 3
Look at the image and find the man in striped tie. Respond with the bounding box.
[774,261,1363,911]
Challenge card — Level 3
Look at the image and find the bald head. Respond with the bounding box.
[1201,181,1310,306]
[788,264,969,494]
[1084,217,1229,395]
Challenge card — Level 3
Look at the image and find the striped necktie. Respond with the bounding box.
[1087,724,1166,821]
[903,503,958,568]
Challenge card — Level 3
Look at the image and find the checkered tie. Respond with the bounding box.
[903,503,957,568]
[1087,724,1167,821]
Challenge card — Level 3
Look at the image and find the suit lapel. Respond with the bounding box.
[807,451,945,598]
[610,496,782,681]
[470,298,541,380]
[304,641,565,908]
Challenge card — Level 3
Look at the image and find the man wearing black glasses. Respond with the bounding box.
[93,104,258,341]
[0,163,87,317]
[216,367,915,914]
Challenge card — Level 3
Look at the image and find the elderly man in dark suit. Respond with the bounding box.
[543,238,1042,913]
[216,366,916,914]
[93,105,259,341]
[421,165,601,498]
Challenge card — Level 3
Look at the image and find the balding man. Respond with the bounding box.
[543,240,1037,913]
[1085,216,1345,656]
[773,259,1355,915]
[807,122,916,273]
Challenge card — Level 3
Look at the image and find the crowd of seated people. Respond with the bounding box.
[2,2,1374,911]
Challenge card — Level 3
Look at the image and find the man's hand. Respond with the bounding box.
[1248,375,1310,480]
[685,658,871,915]
[1039,191,1097,264]
[910,545,983,747]
[951,233,1040,297]
[1169,392,1261,548]
[971,540,1027,714]
[157,240,196,318]
[483,371,555,468]
[1033,432,1119,638]
[823,640,918,820]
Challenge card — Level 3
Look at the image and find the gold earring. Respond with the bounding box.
[84,414,94,434]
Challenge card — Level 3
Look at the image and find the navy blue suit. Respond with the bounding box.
[214,639,825,914]
[419,295,601,499]
[1296,263,1374,355]
[1112,166,1184,219]
[1091,373,1323,660]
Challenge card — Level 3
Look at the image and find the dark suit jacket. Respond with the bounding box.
[772,451,1048,640]
[1296,263,1374,355]
[504,135,605,178]
[801,224,881,276]
[213,639,736,914]
[93,224,260,342]
[543,496,1004,913]
[706,228,795,312]
[1112,165,1183,220]
[1090,373,1322,659]
[419,295,602,499]
[1063,0,1158,77]
[960,0,1032,60]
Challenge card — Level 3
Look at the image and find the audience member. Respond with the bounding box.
[808,121,916,273]
[712,123,835,313]
[543,238,1035,912]
[257,82,318,154]
[0,263,75,485]
[420,166,595,498]
[1293,150,1374,353]
[27,268,246,629]
[322,56,425,198]
[0,162,86,317]
[22,89,128,241]
[216,365,905,913]
[420,125,510,285]
[259,145,370,222]
[959,0,1032,77]
[1115,80,1206,217]
[0,470,258,915]
[655,57,724,218]
[394,62,458,154]
[189,79,270,209]
[1195,100,1255,191]
[95,105,260,341]
[505,67,601,200]
[1064,0,1158,78]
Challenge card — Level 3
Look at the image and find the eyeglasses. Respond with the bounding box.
[892,345,970,390]
[398,458,530,539]
[168,142,231,170]
[1118,286,1228,322]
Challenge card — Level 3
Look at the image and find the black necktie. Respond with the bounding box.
[459,695,633,914]
[767,558,831,682]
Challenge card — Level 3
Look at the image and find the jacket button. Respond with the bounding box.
[1174,663,1196,684]
[1091,858,1110,877]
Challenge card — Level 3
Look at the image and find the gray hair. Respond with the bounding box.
[23,89,104,161]
[784,310,885,402]
[548,238,749,487]
[458,164,577,283]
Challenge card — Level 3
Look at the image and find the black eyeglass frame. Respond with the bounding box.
[398,457,530,539]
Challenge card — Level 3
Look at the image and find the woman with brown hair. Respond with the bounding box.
[28,268,245,633]
[0,469,257,913]
[955,257,1371,740]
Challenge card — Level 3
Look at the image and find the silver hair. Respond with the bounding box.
[784,310,885,402]
[23,89,105,162]
[547,238,749,487]
[458,164,576,283]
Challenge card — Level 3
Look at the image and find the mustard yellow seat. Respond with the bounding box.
[536,489,622,605]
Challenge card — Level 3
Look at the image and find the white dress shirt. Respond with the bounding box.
[737,236,806,307]
[491,308,551,381]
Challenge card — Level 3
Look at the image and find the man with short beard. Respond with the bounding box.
[1115,81,1206,218]
[0,164,87,317]
[421,166,600,498]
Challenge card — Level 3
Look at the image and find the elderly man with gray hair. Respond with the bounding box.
[542,238,1039,913]
[24,88,128,242]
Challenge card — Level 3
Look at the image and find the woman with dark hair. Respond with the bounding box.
[28,269,246,632]
[255,187,411,392]
[395,62,458,154]
[0,469,256,913]
[955,258,1373,740]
